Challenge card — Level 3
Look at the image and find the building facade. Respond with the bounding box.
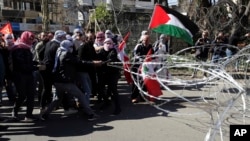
[0,0,77,33]
[0,0,171,33]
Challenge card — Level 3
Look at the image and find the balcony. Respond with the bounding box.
[2,9,39,18]
[24,11,39,18]
[2,10,25,17]
[135,0,154,9]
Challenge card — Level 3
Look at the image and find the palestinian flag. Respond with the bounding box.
[149,4,199,45]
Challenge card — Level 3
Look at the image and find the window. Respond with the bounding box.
[13,1,18,9]
[7,18,22,23]
[30,2,33,10]
[35,2,41,11]
[3,0,11,7]
[154,0,165,4]
[138,0,151,1]
[26,19,36,23]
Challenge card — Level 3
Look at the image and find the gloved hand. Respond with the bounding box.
[37,64,46,70]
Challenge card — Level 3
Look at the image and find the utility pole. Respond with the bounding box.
[42,0,49,31]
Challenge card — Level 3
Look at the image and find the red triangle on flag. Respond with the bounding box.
[148,4,170,29]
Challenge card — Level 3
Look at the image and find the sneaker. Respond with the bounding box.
[87,114,99,121]
[24,115,38,122]
[131,98,139,104]
[63,108,78,115]
[39,108,47,116]
[40,114,49,121]
[11,112,20,122]
[0,99,3,107]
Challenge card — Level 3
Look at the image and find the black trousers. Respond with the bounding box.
[40,70,53,109]
[12,72,36,117]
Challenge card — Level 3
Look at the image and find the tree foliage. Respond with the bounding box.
[90,3,112,23]
[180,0,250,38]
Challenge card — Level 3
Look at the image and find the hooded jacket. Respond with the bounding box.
[54,40,94,83]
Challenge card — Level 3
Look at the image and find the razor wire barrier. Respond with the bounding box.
[107,43,250,141]
[87,1,250,140]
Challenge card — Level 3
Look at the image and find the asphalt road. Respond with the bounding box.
[1,77,249,141]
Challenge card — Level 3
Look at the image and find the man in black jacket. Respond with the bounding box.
[40,30,66,111]
[77,31,98,105]
[41,40,101,121]
[96,38,121,115]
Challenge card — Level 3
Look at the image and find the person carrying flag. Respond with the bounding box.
[131,34,154,103]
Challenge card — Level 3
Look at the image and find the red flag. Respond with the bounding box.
[141,48,162,98]
[144,78,162,97]
[0,22,13,35]
[118,32,133,84]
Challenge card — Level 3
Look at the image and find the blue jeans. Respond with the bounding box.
[44,83,94,116]
[212,54,221,63]
[226,48,232,59]
[76,72,92,105]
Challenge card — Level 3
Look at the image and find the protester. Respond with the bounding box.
[40,40,101,121]
[191,30,211,78]
[10,31,45,121]
[40,30,66,113]
[77,31,98,106]
[211,31,228,63]
[2,34,17,103]
[96,38,122,115]
[93,31,105,53]
[131,34,154,103]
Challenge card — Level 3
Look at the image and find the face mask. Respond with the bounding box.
[104,44,110,51]
[105,34,113,39]
[6,39,14,43]
[159,39,164,43]
[96,40,104,46]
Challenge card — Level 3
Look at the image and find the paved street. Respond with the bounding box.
[0,77,249,141]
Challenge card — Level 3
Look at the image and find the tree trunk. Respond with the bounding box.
[42,0,49,31]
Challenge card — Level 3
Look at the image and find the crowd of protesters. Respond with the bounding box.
[0,28,124,124]
[191,30,250,78]
[0,27,250,127]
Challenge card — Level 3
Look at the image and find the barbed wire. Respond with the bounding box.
[107,44,250,141]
